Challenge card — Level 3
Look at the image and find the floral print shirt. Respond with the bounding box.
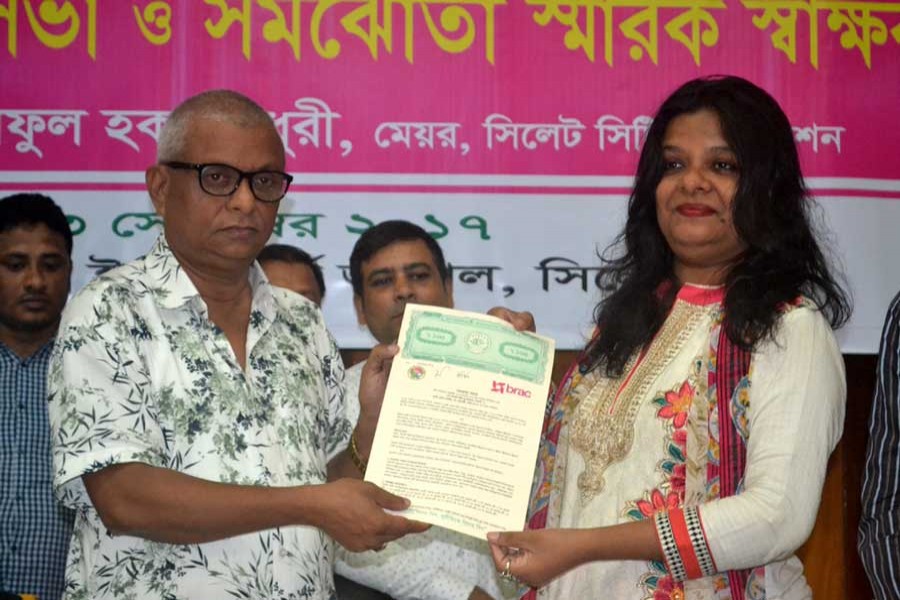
[47,235,351,600]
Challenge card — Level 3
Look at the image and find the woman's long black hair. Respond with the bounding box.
[585,75,852,377]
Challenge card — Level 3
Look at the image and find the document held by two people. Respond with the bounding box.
[365,304,555,538]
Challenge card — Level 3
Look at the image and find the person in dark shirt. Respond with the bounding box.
[0,192,75,600]
[258,243,326,306]
[859,290,900,600]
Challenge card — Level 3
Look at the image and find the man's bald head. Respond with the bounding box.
[157,90,280,163]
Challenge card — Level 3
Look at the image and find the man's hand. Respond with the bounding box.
[83,463,424,547]
[313,479,430,552]
[356,343,399,446]
[487,307,536,333]
[328,343,400,481]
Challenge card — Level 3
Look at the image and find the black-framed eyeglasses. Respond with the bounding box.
[162,161,293,203]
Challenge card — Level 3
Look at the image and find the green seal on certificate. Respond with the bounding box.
[465,331,491,354]
[402,310,551,383]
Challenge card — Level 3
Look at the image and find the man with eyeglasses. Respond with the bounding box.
[46,90,427,599]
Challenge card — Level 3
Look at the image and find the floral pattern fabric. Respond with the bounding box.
[47,235,351,600]
[622,380,695,599]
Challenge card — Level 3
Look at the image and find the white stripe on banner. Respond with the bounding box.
[0,171,147,184]
[3,171,900,193]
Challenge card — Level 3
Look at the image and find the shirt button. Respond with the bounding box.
[18,402,24,410]
[10,544,17,553]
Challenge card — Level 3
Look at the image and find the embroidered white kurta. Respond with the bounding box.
[543,285,845,600]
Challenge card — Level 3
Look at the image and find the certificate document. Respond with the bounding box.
[365,304,555,538]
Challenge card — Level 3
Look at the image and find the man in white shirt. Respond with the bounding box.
[337,220,515,600]
[47,90,427,599]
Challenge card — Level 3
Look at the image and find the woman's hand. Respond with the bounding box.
[487,529,590,589]
[487,307,536,332]
[488,521,663,588]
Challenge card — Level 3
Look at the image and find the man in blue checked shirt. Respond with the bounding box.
[0,193,75,600]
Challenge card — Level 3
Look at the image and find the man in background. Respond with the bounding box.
[259,243,326,306]
[859,289,900,599]
[337,219,513,600]
[0,193,75,600]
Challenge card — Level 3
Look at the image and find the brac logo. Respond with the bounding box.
[490,380,531,398]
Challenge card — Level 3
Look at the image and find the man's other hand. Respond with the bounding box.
[468,586,496,600]
[356,343,399,437]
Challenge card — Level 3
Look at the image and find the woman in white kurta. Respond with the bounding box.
[487,76,852,600]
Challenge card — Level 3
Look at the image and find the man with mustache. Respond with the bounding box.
[0,193,74,600]
[46,90,427,599]
[336,220,512,600]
